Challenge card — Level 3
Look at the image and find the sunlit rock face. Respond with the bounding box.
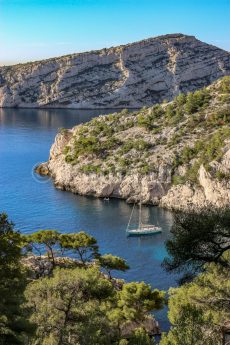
[40,133,230,210]
[0,34,229,109]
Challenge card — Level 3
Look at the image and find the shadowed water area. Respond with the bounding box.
[0,108,177,331]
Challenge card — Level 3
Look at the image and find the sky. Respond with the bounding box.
[1,0,230,65]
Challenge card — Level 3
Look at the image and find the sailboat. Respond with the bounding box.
[126,202,162,237]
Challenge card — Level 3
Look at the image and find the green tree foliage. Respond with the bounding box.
[0,213,166,344]
[162,208,230,278]
[25,230,100,268]
[160,305,219,345]
[219,76,230,93]
[118,139,150,155]
[0,213,34,344]
[65,133,120,164]
[185,89,211,114]
[27,230,60,266]
[60,231,99,265]
[26,267,114,345]
[175,93,186,107]
[137,105,164,130]
[26,267,164,345]
[173,127,230,184]
[128,327,152,345]
[112,282,165,324]
[99,254,129,279]
[0,213,22,265]
[207,106,230,126]
[80,164,102,174]
[160,253,230,345]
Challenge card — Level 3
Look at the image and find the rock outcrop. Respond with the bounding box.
[0,34,230,109]
[37,78,230,210]
[161,163,230,210]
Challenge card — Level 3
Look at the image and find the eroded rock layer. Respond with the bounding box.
[37,78,230,210]
[1,34,230,109]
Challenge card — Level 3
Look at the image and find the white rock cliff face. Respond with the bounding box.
[1,34,230,109]
[161,162,230,210]
[40,132,230,211]
[42,132,171,204]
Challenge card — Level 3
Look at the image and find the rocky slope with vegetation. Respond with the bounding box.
[38,77,230,210]
[38,77,230,209]
[0,34,230,109]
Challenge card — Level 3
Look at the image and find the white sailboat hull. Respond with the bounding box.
[127,226,162,236]
[126,202,162,236]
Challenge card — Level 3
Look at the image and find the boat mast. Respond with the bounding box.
[126,203,135,232]
[139,201,142,229]
[139,180,142,229]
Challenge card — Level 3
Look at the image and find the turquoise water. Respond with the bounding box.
[0,108,176,330]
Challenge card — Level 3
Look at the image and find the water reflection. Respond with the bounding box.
[0,107,175,331]
[0,108,122,129]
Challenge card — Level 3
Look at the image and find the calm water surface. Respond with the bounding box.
[0,108,177,331]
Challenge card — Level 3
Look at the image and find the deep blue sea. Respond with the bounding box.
[0,108,177,331]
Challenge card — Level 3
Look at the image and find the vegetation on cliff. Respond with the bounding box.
[62,77,230,184]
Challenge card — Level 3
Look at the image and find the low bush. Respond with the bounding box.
[80,164,102,174]
[185,88,211,114]
[137,105,165,130]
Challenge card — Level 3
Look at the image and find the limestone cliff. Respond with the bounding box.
[37,77,230,210]
[1,34,230,109]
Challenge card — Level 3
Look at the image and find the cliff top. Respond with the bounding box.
[0,33,202,69]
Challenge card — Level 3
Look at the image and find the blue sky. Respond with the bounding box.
[1,0,229,65]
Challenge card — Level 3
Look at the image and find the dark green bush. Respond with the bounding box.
[185,89,211,114]
[207,107,230,126]
[118,139,151,155]
[219,76,230,93]
[172,175,186,185]
[80,164,102,174]
[137,105,165,130]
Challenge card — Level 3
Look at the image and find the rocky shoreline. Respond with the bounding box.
[37,158,230,211]
[37,78,230,211]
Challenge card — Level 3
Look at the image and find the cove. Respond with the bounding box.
[0,108,177,331]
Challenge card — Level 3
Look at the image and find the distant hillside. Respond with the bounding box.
[37,77,230,210]
[0,34,230,109]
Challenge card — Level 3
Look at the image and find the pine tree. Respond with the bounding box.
[0,213,34,344]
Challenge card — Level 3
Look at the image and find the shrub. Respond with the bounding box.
[63,146,70,155]
[220,76,230,93]
[139,164,150,174]
[172,175,186,185]
[168,109,184,125]
[180,146,196,164]
[80,164,102,174]
[165,104,176,119]
[185,89,211,114]
[207,107,230,126]
[59,127,68,134]
[137,105,165,130]
[175,93,187,106]
[118,139,150,155]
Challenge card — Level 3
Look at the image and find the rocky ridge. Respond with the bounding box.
[1,34,230,109]
[37,77,230,210]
